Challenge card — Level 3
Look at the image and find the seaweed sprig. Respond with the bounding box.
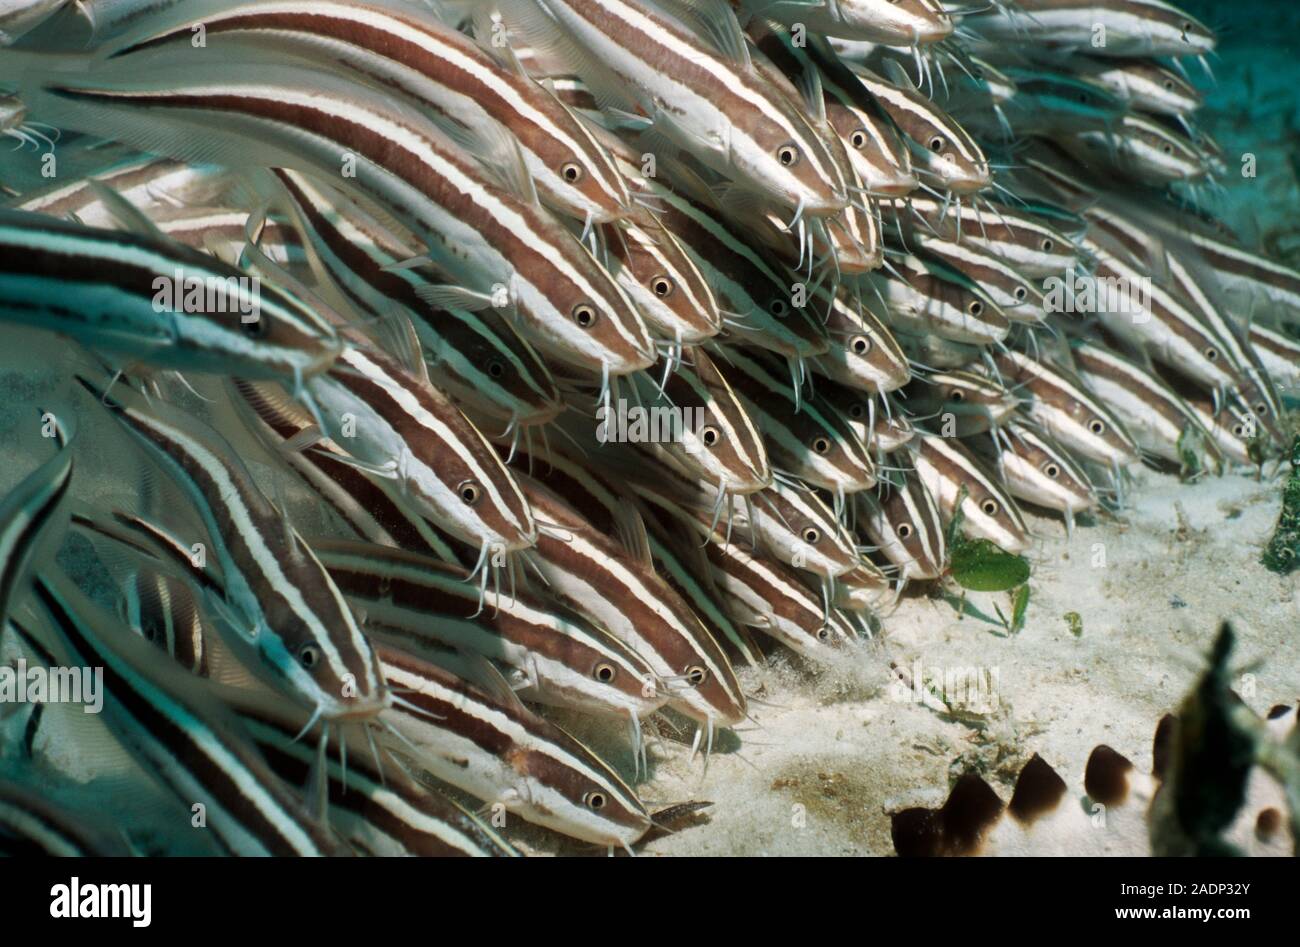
[1261,436,1300,574]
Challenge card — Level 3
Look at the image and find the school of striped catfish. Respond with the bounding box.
[0,0,1296,856]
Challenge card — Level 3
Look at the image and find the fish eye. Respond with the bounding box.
[1233,424,1247,437]
[1163,80,1176,92]
[1087,418,1106,436]
[811,436,832,454]
[1014,286,1028,301]
[686,665,709,686]
[651,275,673,297]
[769,298,789,316]
[896,523,913,539]
[241,316,268,338]
[967,300,984,317]
[980,498,1000,517]
[1204,347,1218,361]
[486,358,505,379]
[1255,402,1269,416]
[777,143,800,166]
[573,303,598,327]
[1041,238,1055,252]
[850,129,868,149]
[458,480,482,505]
[801,527,821,544]
[561,161,583,183]
[848,403,866,419]
[297,644,320,669]
[948,388,965,402]
[700,424,720,447]
[850,335,871,355]
[582,791,607,811]
[1161,142,1175,155]
[927,136,944,152]
[1043,462,1060,478]
[593,662,616,683]
[816,626,830,640]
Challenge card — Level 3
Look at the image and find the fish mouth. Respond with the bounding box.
[870,179,920,199]
[326,694,390,722]
[916,20,955,45]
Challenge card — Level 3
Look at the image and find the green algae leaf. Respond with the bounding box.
[950,537,1031,591]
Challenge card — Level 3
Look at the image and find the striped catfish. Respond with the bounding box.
[981,422,1098,528]
[1066,55,1201,115]
[598,138,831,363]
[77,376,388,722]
[299,338,538,556]
[732,23,880,275]
[832,560,893,613]
[911,433,1032,554]
[703,536,864,659]
[873,408,916,454]
[1071,339,1219,470]
[515,474,746,728]
[1162,251,1284,445]
[229,378,462,563]
[1151,226,1300,327]
[813,377,879,449]
[809,282,911,394]
[619,346,771,496]
[615,447,859,580]
[220,686,519,857]
[911,234,1048,325]
[634,482,854,661]
[997,66,1127,138]
[269,169,563,432]
[312,539,666,723]
[0,209,340,388]
[378,643,651,849]
[847,60,991,194]
[991,349,1141,468]
[120,565,209,677]
[743,0,952,44]
[22,56,655,377]
[499,0,848,219]
[501,430,772,647]
[904,369,1020,437]
[1077,233,1246,399]
[0,418,71,625]
[886,196,1080,280]
[1185,397,1258,468]
[0,776,130,856]
[1248,325,1300,398]
[17,574,346,855]
[113,0,631,227]
[892,328,983,370]
[148,204,304,268]
[797,38,917,198]
[858,463,947,581]
[10,154,235,227]
[1064,113,1208,185]
[716,184,879,277]
[739,479,860,580]
[634,497,764,665]
[865,253,1010,346]
[599,216,722,346]
[964,0,1216,57]
[721,345,878,497]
